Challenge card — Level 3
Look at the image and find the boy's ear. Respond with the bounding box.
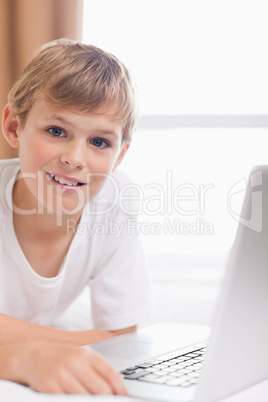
[113,143,130,171]
[2,104,20,149]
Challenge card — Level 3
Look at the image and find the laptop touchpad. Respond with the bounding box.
[96,340,155,359]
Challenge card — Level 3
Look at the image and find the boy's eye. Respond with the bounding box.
[48,127,65,137]
[91,138,109,148]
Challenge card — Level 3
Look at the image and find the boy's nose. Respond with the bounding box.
[60,142,86,169]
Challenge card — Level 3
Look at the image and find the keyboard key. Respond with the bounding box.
[139,374,161,382]
[161,361,177,367]
[179,355,192,361]
[161,367,179,373]
[123,370,150,380]
[180,381,192,388]
[152,363,172,370]
[189,378,199,384]
[189,358,202,363]
[177,368,194,375]
[165,376,190,386]
[120,369,136,375]
[154,370,171,376]
[147,367,163,373]
[139,375,169,384]
[174,357,187,363]
[188,371,200,378]
[143,359,162,365]
[175,362,188,369]
[135,363,155,369]
[159,375,175,383]
[120,366,139,374]
[182,360,195,367]
[192,363,203,369]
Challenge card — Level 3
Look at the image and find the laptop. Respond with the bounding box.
[90,165,268,402]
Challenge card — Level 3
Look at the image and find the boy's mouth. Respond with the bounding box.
[47,172,85,187]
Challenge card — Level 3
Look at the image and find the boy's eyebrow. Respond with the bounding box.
[92,129,119,137]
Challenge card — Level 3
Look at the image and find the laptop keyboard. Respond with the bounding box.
[121,342,207,388]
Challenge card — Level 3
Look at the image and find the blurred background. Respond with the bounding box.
[0,0,83,158]
[1,0,268,325]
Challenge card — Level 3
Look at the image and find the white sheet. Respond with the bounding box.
[1,378,268,402]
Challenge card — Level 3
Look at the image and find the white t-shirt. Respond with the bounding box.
[0,158,152,330]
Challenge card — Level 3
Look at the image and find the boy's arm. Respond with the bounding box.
[0,313,136,346]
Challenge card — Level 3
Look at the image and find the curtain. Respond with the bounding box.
[0,0,83,159]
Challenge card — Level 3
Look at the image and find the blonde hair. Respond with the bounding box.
[8,38,139,143]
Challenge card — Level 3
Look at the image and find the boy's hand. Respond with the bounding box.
[3,342,128,395]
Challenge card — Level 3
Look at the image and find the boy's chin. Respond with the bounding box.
[41,199,85,220]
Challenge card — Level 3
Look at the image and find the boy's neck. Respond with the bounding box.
[12,173,83,236]
[12,209,82,278]
[13,207,82,237]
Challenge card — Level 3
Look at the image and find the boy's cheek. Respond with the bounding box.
[20,138,47,163]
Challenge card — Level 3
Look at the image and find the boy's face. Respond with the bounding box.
[7,99,129,216]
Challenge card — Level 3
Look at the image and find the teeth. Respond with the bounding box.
[48,173,79,186]
[66,180,77,186]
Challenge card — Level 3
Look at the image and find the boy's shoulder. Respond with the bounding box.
[90,170,139,215]
[0,158,20,185]
[109,169,134,188]
[96,170,134,196]
[0,158,20,216]
[0,157,20,168]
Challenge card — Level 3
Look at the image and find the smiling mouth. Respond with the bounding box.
[47,173,85,187]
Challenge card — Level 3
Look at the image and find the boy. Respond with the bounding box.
[0,39,152,394]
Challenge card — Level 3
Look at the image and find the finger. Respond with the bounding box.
[44,367,90,395]
[89,352,128,395]
[62,350,114,395]
[60,372,89,395]
[32,379,65,394]
[83,370,114,394]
